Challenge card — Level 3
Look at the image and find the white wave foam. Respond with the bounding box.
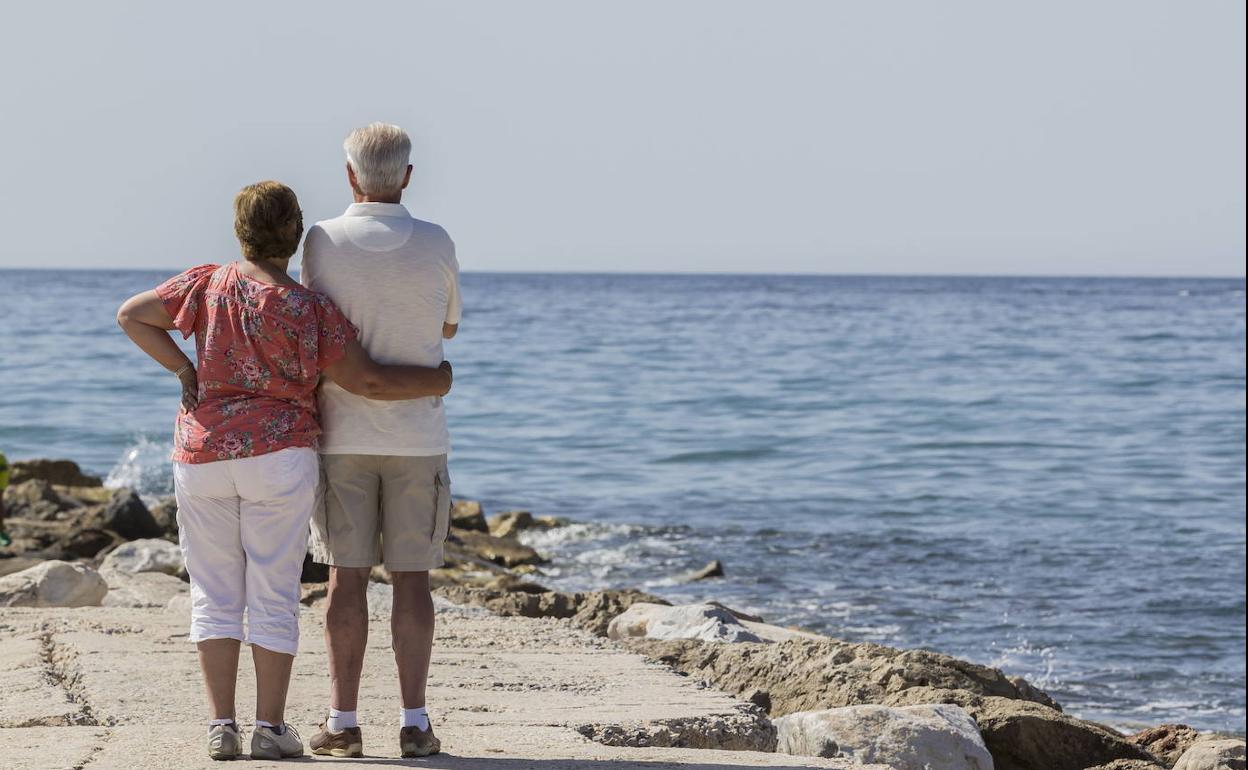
[105,436,174,499]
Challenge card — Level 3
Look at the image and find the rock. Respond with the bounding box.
[97,489,163,540]
[489,510,534,538]
[301,553,329,583]
[577,707,777,752]
[449,529,547,567]
[1128,724,1204,766]
[56,527,122,559]
[1173,739,1246,770]
[685,559,725,581]
[2,479,76,521]
[962,695,1157,770]
[1085,761,1167,770]
[450,499,488,532]
[744,688,772,712]
[102,571,188,608]
[100,538,184,576]
[625,636,1060,719]
[300,582,328,605]
[434,583,670,636]
[148,496,179,536]
[55,485,115,505]
[9,459,102,487]
[0,560,109,607]
[608,603,764,643]
[0,556,46,578]
[775,703,993,770]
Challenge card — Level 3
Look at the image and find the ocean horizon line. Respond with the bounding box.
[1,265,1245,282]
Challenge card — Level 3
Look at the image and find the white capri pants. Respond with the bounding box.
[173,447,317,656]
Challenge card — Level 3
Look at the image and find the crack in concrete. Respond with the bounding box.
[38,623,102,727]
[70,728,112,770]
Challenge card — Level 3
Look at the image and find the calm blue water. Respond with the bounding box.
[0,269,1244,733]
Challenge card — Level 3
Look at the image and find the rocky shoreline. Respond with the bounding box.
[2,457,1244,770]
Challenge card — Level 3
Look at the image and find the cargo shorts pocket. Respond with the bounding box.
[432,464,451,545]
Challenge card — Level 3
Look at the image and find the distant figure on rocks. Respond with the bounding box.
[300,122,461,760]
[116,180,453,761]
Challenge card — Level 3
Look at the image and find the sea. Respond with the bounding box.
[0,269,1244,734]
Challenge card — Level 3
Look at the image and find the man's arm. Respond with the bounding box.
[323,338,452,400]
[442,323,458,339]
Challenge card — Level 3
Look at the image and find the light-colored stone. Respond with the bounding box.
[100,538,183,576]
[0,560,108,607]
[608,603,764,643]
[102,571,188,608]
[1173,738,1247,770]
[775,703,993,770]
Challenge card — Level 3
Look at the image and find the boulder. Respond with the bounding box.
[300,553,329,583]
[625,637,1059,718]
[55,527,122,559]
[1173,739,1246,770]
[1085,761,1166,770]
[97,489,164,540]
[0,560,108,607]
[102,571,188,608]
[450,500,488,532]
[0,556,46,578]
[2,479,77,521]
[685,559,725,581]
[775,703,993,770]
[433,582,670,636]
[608,603,764,643]
[489,510,534,538]
[148,496,179,537]
[962,696,1157,770]
[487,510,563,538]
[1128,724,1204,766]
[100,538,184,576]
[9,459,102,487]
[449,529,547,567]
[55,485,115,505]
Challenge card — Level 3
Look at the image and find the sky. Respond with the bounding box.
[0,1,1243,276]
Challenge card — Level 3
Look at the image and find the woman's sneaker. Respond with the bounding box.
[309,722,364,758]
[250,723,304,760]
[207,722,243,761]
[399,724,441,757]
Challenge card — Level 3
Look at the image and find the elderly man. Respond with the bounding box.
[303,123,461,759]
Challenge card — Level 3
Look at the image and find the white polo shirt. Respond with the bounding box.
[301,202,461,456]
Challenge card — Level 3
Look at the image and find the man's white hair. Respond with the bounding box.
[343,123,412,196]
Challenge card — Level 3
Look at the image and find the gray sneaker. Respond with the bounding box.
[207,722,243,761]
[251,723,305,760]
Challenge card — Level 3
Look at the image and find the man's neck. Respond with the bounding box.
[353,192,403,204]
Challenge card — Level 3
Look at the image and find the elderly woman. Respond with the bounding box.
[116,181,451,761]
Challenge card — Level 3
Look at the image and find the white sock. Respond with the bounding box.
[327,708,358,732]
[209,717,235,728]
[401,706,429,731]
[255,719,281,732]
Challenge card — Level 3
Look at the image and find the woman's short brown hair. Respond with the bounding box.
[233,181,303,262]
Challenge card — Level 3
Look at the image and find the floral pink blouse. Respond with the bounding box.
[156,263,357,464]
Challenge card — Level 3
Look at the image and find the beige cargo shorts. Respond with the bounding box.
[311,454,451,572]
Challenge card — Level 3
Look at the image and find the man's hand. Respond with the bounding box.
[178,366,199,412]
[439,361,453,395]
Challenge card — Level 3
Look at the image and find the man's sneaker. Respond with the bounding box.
[250,723,304,760]
[309,722,363,758]
[207,722,243,761]
[399,724,441,758]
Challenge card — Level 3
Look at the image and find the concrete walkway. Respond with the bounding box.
[0,600,873,769]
